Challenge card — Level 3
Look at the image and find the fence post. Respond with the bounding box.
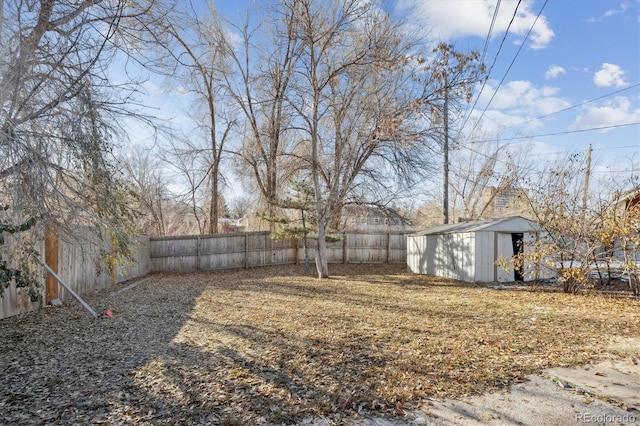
[196,235,201,271]
[244,233,249,269]
[386,232,391,264]
[343,232,348,264]
[40,261,98,318]
[45,223,59,303]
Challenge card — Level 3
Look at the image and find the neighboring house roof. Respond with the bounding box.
[615,187,640,210]
[409,216,539,236]
[341,204,410,227]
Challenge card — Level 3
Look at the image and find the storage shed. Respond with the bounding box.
[407,216,545,282]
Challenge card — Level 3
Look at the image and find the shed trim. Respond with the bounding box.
[408,216,539,236]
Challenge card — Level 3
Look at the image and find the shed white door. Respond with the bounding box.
[496,232,515,282]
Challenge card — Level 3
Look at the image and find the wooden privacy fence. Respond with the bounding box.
[149,231,408,272]
[2,229,406,319]
[55,228,151,300]
[0,230,45,320]
[1,225,150,320]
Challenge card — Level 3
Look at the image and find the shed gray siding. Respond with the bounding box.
[438,233,474,281]
[406,234,423,274]
[407,216,549,283]
[474,231,495,282]
[407,233,475,281]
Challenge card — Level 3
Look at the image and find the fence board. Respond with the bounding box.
[151,231,408,272]
[3,228,406,320]
[116,236,151,282]
[1,227,150,320]
[0,230,45,319]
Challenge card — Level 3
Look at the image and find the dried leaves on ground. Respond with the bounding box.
[1,264,638,425]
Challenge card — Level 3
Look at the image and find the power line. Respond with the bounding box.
[591,169,638,175]
[592,144,639,151]
[513,144,640,158]
[498,83,640,131]
[456,83,640,149]
[453,136,639,176]
[466,0,549,138]
[461,122,640,145]
[480,0,501,66]
[456,83,640,142]
[452,142,556,175]
[448,122,639,174]
[462,0,522,131]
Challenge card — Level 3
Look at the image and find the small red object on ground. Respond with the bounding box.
[105,309,113,318]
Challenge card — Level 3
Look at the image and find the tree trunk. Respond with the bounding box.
[301,209,311,275]
[315,221,329,278]
[209,170,218,234]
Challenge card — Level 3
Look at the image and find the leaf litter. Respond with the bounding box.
[0,264,638,425]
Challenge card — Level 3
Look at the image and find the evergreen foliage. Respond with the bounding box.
[0,213,41,302]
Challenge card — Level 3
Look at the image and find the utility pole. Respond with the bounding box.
[443,74,450,224]
[0,0,4,46]
[582,144,592,213]
[431,42,482,224]
[442,63,449,225]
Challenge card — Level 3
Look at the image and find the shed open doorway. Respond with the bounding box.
[511,232,524,281]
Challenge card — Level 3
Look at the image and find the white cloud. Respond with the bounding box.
[397,0,554,49]
[460,110,528,143]
[463,79,571,137]
[593,63,629,87]
[482,109,545,132]
[569,97,640,132]
[604,1,630,17]
[142,80,169,96]
[587,1,632,22]
[223,24,243,51]
[477,80,571,116]
[512,12,554,50]
[544,65,566,80]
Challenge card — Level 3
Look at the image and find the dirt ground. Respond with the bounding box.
[405,358,640,426]
[0,264,638,425]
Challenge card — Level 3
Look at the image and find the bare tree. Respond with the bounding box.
[224,3,303,230]
[283,0,437,278]
[424,43,485,224]
[160,137,209,234]
[118,147,167,236]
[518,153,603,293]
[229,196,253,221]
[472,149,640,295]
[141,0,235,234]
[449,138,533,221]
[0,0,156,290]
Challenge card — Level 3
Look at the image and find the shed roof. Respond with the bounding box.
[409,216,539,236]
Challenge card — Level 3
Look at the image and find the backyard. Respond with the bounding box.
[0,264,638,425]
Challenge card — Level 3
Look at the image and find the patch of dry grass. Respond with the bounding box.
[1,264,638,424]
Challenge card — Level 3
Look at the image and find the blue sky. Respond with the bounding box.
[138,0,640,200]
[392,0,640,182]
[219,0,638,174]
